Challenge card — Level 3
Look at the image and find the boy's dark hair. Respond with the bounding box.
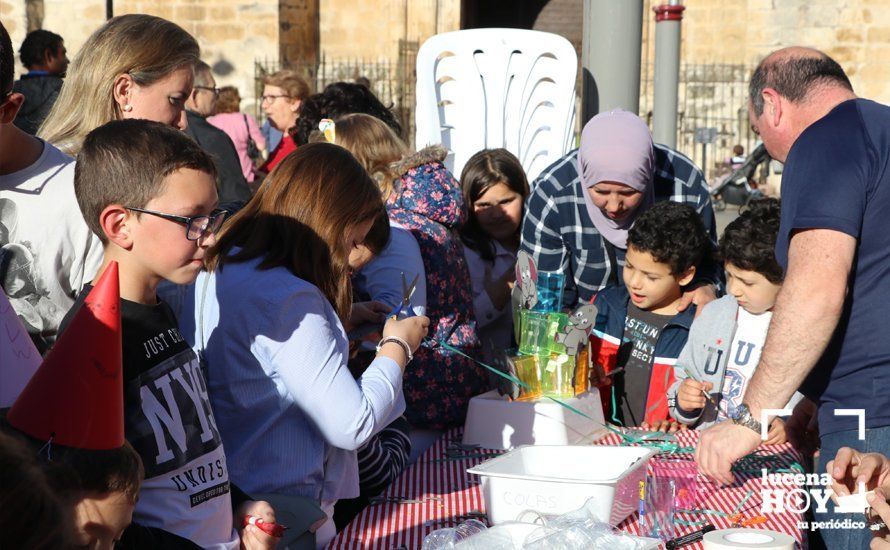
[1,21,13,95]
[459,148,530,262]
[749,51,852,117]
[19,29,64,69]
[363,207,391,256]
[719,198,783,283]
[75,119,217,243]
[0,416,144,505]
[627,201,710,276]
[0,430,72,548]
[40,441,144,504]
[294,81,402,145]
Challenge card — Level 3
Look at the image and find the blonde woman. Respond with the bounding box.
[0,14,200,356]
[39,14,199,154]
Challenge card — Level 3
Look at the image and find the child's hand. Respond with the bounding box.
[382,315,430,363]
[827,448,890,501]
[785,398,819,455]
[764,417,788,445]
[241,523,279,550]
[236,500,278,550]
[588,363,608,387]
[640,420,687,433]
[484,266,515,310]
[344,300,389,332]
[677,379,713,411]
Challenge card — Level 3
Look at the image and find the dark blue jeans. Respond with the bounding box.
[814,426,890,549]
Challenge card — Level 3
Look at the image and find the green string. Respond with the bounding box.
[434,340,529,388]
[677,508,730,518]
[610,385,622,425]
[432,339,807,465]
[732,489,755,514]
[731,450,804,475]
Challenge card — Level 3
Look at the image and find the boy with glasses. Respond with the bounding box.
[62,118,278,549]
[0,21,102,354]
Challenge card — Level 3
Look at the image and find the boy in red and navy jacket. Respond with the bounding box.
[589,201,713,429]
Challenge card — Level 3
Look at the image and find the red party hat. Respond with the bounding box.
[7,262,123,450]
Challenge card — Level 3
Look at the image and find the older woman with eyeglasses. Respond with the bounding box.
[259,70,311,173]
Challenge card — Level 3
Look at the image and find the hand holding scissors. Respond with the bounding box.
[390,272,419,319]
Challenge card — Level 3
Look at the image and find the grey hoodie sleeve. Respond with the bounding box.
[668,296,738,427]
[671,296,742,430]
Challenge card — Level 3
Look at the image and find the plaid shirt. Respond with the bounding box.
[520,145,719,307]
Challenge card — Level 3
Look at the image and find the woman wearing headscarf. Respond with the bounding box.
[519,109,720,308]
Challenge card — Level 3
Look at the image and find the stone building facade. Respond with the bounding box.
[2,0,887,138]
[1,0,462,114]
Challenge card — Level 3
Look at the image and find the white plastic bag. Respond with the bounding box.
[422,519,488,549]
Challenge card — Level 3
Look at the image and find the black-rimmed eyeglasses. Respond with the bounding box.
[125,207,228,241]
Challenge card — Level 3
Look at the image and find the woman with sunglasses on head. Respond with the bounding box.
[0,14,201,356]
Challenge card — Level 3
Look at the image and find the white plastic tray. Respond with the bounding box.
[467,445,655,526]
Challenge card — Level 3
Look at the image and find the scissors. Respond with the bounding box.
[390,272,419,319]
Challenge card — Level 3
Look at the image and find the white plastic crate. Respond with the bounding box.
[461,389,607,451]
[467,445,655,526]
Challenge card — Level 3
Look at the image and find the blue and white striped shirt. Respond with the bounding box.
[520,145,718,307]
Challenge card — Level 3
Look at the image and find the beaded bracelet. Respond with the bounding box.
[377,336,413,363]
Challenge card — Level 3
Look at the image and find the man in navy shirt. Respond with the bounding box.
[696,47,890,548]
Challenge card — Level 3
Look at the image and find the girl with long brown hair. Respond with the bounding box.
[177,143,429,548]
[459,149,530,355]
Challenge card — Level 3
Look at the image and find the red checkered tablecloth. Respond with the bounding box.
[328,428,806,549]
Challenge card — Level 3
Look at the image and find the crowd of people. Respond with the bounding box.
[2,12,890,550]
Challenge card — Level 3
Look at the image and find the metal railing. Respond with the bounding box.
[254,54,753,181]
[641,62,757,182]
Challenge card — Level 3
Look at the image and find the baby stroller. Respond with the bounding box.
[710,143,770,212]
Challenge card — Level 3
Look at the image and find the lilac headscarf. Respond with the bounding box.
[577,109,656,249]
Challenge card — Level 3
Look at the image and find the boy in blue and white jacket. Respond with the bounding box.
[668,199,803,439]
[589,202,711,429]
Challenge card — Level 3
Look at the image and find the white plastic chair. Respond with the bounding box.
[415,28,577,182]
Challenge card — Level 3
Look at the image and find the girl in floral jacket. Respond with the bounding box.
[324,114,486,429]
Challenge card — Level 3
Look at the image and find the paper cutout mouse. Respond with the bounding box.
[555,303,598,357]
[514,251,538,310]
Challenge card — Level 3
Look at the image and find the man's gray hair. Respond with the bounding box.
[194,60,213,88]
